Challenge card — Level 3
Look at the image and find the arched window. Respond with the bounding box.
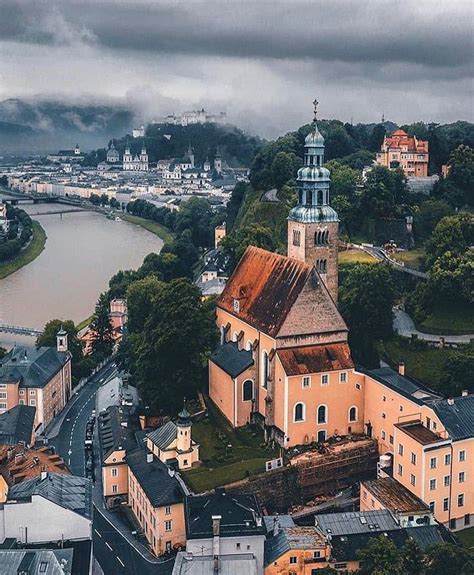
[293,230,300,247]
[317,190,323,205]
[349,406,358,422]
[261,351,269,389]
[294,403,305,422]
[317,405,327,424]
[324,230,329,244]
[243,380,254,402]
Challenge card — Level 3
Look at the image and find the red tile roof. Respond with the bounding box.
[277,343,354,376]
[218,246,313,337]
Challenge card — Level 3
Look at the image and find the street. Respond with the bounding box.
[49,361,174,575]
[51,361,117,475]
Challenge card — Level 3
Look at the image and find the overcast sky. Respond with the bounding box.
[1,0,473,136]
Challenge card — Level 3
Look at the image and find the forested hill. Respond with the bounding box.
[82,122,263,168]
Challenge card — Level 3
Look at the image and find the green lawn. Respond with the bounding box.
[183,402,278,492]
[457,527,474,549]
[338,249,378,265]
[417,301,474,335]
[0,221,47,280]
[392,249,426,270]
[378,337,456,391]
[121,213,174,244]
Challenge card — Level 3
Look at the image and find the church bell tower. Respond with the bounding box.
[287,100,339,303]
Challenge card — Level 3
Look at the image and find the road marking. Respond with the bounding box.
[106,542,113,551]
[94,529,102,538]
[117,557,125,568]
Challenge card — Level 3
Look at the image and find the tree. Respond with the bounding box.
[425,543,474,575]
[221,223,276,273]
[339,264,395,366]
[369,124,387,152]
[109,197,120,209]
[425,213,473,267]
[324,161,360,199]
[226,181,247,232]
[126,276,163,334]
[89,193,101,206]
[175,197,214,248]
[270,152,302,189]
[162,229,199,277]
[126,278,218,413]
[90,293,114,360]
[413,200,453,244]
[402,538,426,575]
[441,347,474,395]
[36,319,91,383]
[357,535,404,575]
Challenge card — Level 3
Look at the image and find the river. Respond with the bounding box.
[0,200,163,349]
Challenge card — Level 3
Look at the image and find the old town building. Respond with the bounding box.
[0,331,72,432]
[376,129,429,177]
[208,103,473,532]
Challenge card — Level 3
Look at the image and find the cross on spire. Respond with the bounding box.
[313,98,319,122]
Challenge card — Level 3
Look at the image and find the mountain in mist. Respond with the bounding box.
[0,98,134,153]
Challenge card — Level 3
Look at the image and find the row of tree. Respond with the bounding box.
[0,205,33,263]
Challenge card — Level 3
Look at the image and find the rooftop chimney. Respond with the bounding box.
[146,453,153,464]
[40,471,47,481]
[398,362,405,376]
[447,398,455,406]
[273,517,280,536]
[212,515,221,573]
[462,390,469,397]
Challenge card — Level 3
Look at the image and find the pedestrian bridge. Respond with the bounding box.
[0,324,43,337]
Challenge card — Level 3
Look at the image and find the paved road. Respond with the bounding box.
[393,308,473,344]
[51,362,117,475]
[362,246,428,278]
[93,509,175,575]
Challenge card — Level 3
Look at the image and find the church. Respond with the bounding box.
[208,102,474,531]
[122,141,149,171]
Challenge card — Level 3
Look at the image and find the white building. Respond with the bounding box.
[106,142,120,163]
[133,126,146,138]
[0,472,92,544]
[123,144,149,172]
[162,109,227,126]
[0,203,9,234]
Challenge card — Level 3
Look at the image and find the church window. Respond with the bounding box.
[317,190,323,204]
[294,403,305,422]
[293,229,301,246]
[317,405,327,424]
[261,352,269,389]
[349,406,358,422]
[242,380,254,402]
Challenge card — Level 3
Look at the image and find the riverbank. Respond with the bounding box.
[121,213,174,245]
[0,221,47,280]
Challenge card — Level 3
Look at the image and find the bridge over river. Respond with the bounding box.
[0,324,43,337]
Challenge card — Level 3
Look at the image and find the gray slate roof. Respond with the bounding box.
[173,552,257,575]
[126,449,184,508]
[211,342,254,378]
[0,549,73,575]
[8,473,92,519]
[98,405,136,461]
[186,491,264,540]
[368,367,439,403]
[0,346,70,389]
[0,404,36,445]
[430,395,474,441]
[147,420,177,451]
[315,510,400,536]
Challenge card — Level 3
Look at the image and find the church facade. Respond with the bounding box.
[208,104,474,531]
[123,142,149,171]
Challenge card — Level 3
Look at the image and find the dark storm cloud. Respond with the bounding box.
[2,0,472,70]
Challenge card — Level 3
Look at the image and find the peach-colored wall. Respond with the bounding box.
[282,367,364,447]
[128,468,185,556]
[0,382,19,412]
[363,374,422,454]
[103,448,128,497]
[264,547,331,575]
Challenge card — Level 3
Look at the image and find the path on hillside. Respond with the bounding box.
[361,245,428,279]
[393,308,473,344]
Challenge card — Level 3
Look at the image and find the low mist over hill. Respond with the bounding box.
[0,98,134,153]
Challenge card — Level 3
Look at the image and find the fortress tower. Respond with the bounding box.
[287,100,339,303]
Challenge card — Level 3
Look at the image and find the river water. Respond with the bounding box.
[0,200,163,349]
